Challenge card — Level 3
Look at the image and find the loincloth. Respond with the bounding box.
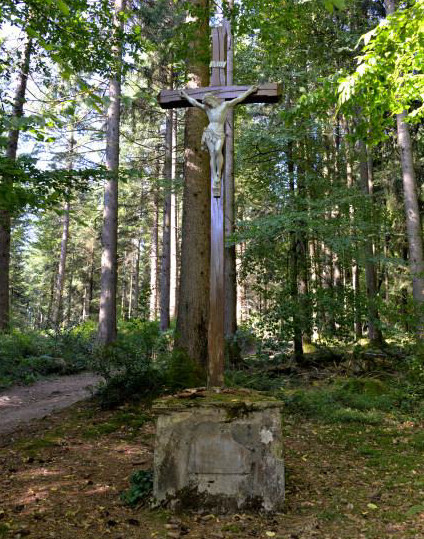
[202,127,224,146]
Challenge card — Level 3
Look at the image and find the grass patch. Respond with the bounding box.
[17,436,63,454]
[82,410,151,439]
[279,376,423,424]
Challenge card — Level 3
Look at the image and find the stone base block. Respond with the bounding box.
[153,392,284,513]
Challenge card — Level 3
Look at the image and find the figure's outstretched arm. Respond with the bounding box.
[179,89,206,111]
[227,85,259,107]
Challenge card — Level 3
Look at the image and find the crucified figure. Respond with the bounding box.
[179,85,258,197]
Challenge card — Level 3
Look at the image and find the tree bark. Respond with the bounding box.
[66,251,74,325]
[131,238,141,318]
[223,5,237,341]
[170,111,178,320]
[150,180,160,320]
[88,240,95,317]
[344,121,362,339]
[288,142,304,361]
[160,108,173,331]
[358,140,384,346]
[175,0,210,370]
[397,112,424,337]
[52,133,75,328]
[0,36,32,331]
[98,0,126,345]
[51,201,70,327]
[385,0,424,340]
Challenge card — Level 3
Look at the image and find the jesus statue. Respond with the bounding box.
[179,85,258,197]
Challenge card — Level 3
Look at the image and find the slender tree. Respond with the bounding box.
[98,0,126,344]
[224,1,237,340]
[357,139,384,345]
[51,133,75,328]
[384,0,424,340]
[160,107,173,331]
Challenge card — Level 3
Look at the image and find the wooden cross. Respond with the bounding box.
[158,25,281,387]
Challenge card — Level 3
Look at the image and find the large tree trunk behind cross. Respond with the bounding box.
[175,0,211,370]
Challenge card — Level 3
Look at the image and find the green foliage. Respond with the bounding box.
[0,325,95,388]
[225,368,286,392]
[92,321,205,409]
[0,155,100,216]
[281,376,424,423]
[92,321,169,409]
[165,348,205,389]
[120,470,153,507]
[338,0,424,126]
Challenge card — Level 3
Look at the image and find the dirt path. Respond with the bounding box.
[0,372,102,436]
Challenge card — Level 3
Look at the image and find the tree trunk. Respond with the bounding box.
[385,0,424,340]
[133,238,141,317]
[66,251,74,325]
[170,111,178,320]
[224,6,237,341]
[0,36,32,331]
[344,122,362,339]
[150,182,159,320]
[121,251,128,320]
[288,142,304,361]
[175,0,210,370]
[358,139,384,346]
[52,133,75,328]
[98,0,126,345]
[88,241,95,317]
[51,200,70,327]
[397,112,424,337]
[160,108,173,331]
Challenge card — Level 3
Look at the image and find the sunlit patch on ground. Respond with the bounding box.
[0,396,22,407]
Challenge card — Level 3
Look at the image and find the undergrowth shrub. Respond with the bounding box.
[120,470,153,507]
[0,323,96,388]
[91,321,168,408]
[281,376,423,423]
[92,321,205,408]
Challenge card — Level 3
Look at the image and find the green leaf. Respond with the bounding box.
[324,0,334,13]
[332,0,346,9]
[26,27,40,39]
[56,0,70,16]
[406,505,424,516]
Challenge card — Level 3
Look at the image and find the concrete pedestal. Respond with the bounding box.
[152,391,284,513]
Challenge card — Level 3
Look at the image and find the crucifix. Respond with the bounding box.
[158,24,281,387]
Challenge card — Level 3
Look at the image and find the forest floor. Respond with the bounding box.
[0,381,423,539]
[0,373,102,436]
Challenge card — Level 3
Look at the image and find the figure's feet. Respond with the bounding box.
[213,179,221,198]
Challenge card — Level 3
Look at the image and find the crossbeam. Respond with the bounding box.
[158,83,281,109]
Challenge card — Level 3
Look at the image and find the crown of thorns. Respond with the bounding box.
[202,93,222,104]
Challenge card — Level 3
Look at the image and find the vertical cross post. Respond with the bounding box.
[208,26,227,387]
[157,26,281,388]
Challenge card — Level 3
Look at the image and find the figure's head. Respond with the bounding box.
[203,93,221,107]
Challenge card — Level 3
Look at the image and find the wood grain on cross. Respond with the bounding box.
[158,25,281,387]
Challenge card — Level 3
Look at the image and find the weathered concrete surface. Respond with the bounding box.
[153,395,284,513]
